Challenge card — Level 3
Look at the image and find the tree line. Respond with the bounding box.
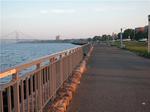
[89,27,148,42]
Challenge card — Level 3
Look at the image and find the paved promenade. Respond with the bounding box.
[67,44,150,112]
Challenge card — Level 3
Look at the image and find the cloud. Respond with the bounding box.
[94,6,136,13]
[50,9,76,14]
[40,10,48,14]
[94,8,106,12]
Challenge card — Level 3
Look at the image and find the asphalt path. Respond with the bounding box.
[67,44,150,112]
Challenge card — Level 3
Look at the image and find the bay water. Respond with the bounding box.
[0,40,79,83]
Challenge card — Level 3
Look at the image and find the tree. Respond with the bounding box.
[123,29,134,40]
[92,35,113,42]
[101,35,107,41]
[135,32,145,40]
[87,38,92,42]
[93,36,101,41]
[117,33,121,39]
[134,28,148,40]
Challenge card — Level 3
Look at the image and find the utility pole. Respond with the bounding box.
[148,15,150,53]
[120,28,123,48]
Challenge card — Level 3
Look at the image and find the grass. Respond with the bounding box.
[112,41,150,58]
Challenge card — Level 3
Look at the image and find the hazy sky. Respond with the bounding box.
[0,0,150,39]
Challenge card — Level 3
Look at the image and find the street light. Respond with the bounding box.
[148,15,150,53]
[120,28,123,48]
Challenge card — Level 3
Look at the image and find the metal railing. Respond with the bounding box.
[0,44,91,112]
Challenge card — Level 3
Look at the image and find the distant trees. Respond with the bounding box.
[91,26,148,42]
[134,28,148,40]
[93,36,101,41]
[87,38,92,42]
[123,29,134,40]
[92,35,112,42]
[117,27,148,41]
[101,35,107,41]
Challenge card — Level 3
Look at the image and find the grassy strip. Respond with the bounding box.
[112,41,150,58]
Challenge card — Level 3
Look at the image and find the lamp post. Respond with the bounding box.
[120,28,123,48]
[148,15,150,53]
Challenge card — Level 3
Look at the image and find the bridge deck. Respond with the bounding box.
[67,44,150,112]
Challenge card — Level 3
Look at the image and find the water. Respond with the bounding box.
[0,40,79,83]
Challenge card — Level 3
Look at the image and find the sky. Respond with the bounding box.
[0,0,150,39]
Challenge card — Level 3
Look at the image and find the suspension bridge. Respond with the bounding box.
[0,31,41,42]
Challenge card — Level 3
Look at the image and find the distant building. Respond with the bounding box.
[134,25,148,41]
[135,27,144,33]
[56,35,60,40]
[135,25,148,33]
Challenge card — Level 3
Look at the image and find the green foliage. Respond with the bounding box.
[135,32,145,40]
[123,29,134,40]
[135,30,148,40]
[117,27,148,41]
[87,38,92,42]
[113,41,150,58]
[112,40,120,47]
[92,35,112,42]
[92,36,99,41]
[117,33,121,39]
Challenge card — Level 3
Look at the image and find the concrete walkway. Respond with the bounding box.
[67,44,150,112]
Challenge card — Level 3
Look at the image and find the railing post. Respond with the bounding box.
[48,64,51,98]
[7,87,12,112]
[30,76,33,112]
[35,74,38,112]
[49,61,53,98]
[53,62,57,94]
[66,53,68,78]
[0,91,3,112]
[59,55,63,84]
[20,80,24,112]
[50,58,56,97]
[36,63,43,112]
[13,74,20,112]
[25,78,29,112]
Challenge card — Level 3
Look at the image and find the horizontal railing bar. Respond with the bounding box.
[0,69,16,79]
[0,63,52,90]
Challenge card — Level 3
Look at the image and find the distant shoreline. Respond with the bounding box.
[0,39,88,45]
